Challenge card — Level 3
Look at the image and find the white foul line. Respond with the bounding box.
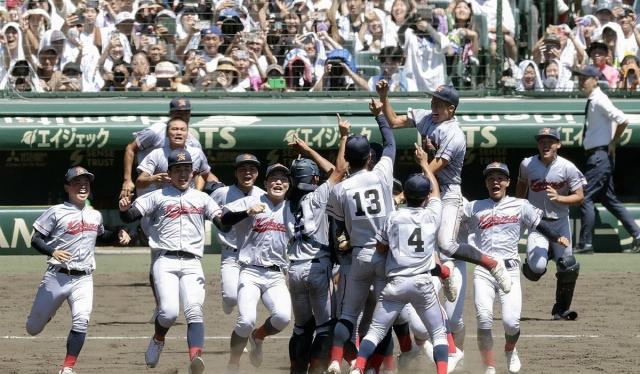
[1,334,608,340]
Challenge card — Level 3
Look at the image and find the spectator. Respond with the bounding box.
[102,60,130,91]
[596,22,625,65]
[587,39,619,87]
[231,48,261,91]
[208,56,243,91]
[98,32,130,82]
[470,0,517,60]
[573,14,601,54]
[181,48,206,87]
[383,0,414,48]
[259,63,286,91]
[356,9,386,53]
[332,0,366,44]
[367,45,407,92]
[541,59,574,91]
[516,59,543,91]
[199,26,223,72]
[80,1,104,50]
[147,40,167,70]
[271,12,302,62]
[617,53,639,90]
[113,11,135,44]
[615,7,639,58]
[36,46,62,91]
[2,59,42,91]
[534,28,585,71]
[128,51,155,90]
[1,22,26,69]
[400,6,450,92]
[246,31,274,76]
[152,60,191,91]
[176,7,199,54]
[218,8,244,54]
[447,0,479,55]
[283,48,315,90]
[311,47,367,90]
[57,61,82,91]
[594,0,615,25]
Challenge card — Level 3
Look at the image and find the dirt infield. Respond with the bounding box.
[1,254,639,374]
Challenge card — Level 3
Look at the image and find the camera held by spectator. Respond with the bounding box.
[102,62,131,91]
[619,54,639,91]
[9,60,37,92]
[58,62,83,92]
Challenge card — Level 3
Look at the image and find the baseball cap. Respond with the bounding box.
[266,163,290,177]
[234,153,261,168]
[572,65,605,80]
[403,173,431,200]
[369,142,383,165]
[431,85,459,108]
[155,61,178,78]
[291,158,320,191]
[345,135,371,163]
[587,40,609,55]
[535,127,560,141]
[65,166,95,183]
[483,162,510,178]
[169,96,191,111]
[50,30,66,42]
[266,64,285,76]
[595,0,614,13]
[115,11,134,25]
[201,26,223,37]
[167,149,193,168]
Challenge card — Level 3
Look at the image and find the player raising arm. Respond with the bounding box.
[119,150,222,374]
[27,167,130,374]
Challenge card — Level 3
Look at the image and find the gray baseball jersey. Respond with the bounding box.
[463,196,541,260]
[137,144,210,196]
[133,186,221,257]
[376,198,442,277]
[134,122,201,164]
[210,184,266,250]
[518,155,586,219]
[326,156,394,251]
[407,109,466,186]
[289,181,333,261]
[225,195,295,268]
[33,202,104,271]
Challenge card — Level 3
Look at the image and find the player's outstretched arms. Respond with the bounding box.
[121,141,139,199]
[414,143,440,199]
[376,80,410,129]
[220,203,266,226]
[373,99,396,162]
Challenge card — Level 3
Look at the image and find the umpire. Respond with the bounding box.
[573,66,640,254]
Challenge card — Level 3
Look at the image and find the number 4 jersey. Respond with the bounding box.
[376,197,442,277]
[327,156,394,251]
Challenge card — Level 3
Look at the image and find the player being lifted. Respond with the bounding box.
[464,162,569,374]
[350,144,450,374]
[516,128,585,320]
[119,150,222,374]
[377,80,513,295]
[286,115,349,373]
[27,167,130,374]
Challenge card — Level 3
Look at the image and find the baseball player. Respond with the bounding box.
[326,99,397,373]
[26,167,130,374]
[286,117,349,374]
[377,80,512,297]
[516,127,586,320]
[119,149,222,374]
[210,153,265,315]
[463,162,569,374]
[120,96,199,199]
[220,163,295,373]
[350,145,448,374]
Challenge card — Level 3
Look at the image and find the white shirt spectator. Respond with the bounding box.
[402,28,449,92]
[472,0,515,35]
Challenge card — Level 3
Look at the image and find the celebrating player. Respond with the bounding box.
[26,167,130,374]
[516,127,586,320]
[350,144,449,374]
[286,116,349,373]
[220,163,294,372]
[377,80,512,299]
[119,150,222,374]
[463,162,569,374]
[326,99,396,373]
[210,153,265,315]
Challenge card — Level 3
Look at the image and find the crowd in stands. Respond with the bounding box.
[0,0,638,93]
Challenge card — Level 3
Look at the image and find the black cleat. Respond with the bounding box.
[552,310,578,321]
[573,244,594,255]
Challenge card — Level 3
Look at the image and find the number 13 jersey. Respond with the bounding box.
[327,155,394,250]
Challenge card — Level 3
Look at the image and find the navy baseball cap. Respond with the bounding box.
[403,173,431,200]
[266,163,290,177]
[201,26,222,37]
[234,153,260,168]
[65,166,95,183]
[369,142,383,165]
[168,149,193,168]
[169,97,191,111]
[291,158,320,191]
[345,135,371,163]
[431,85,459,108]
[483,162,510,177]
[572,65,604,80]
[535,127,560,141]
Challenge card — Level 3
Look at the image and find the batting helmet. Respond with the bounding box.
[291,158,320,192]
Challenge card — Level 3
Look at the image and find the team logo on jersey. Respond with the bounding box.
[530,179,567,192]
[478,214,519,229]
[252,218,286,233]
[164,204,204,219]
[66,220,100,235]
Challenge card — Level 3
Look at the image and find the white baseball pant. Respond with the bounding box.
[288,257,334,332]
[220,245,241,315]
[474,262,521,335]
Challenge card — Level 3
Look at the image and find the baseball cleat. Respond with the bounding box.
[248,329,263,367]
[421,340,435,363]
[188,355,205,374]
[58,368,77,374]
[490,260,512,293]
[145,336,164,368]
[552,310,578,321]
[441,261,458,302]
[447,348,464,374]
[505,349,521,373]
[484,366,496,374]
[327,359,342,373]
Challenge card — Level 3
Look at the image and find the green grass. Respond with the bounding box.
[0,253,638,274]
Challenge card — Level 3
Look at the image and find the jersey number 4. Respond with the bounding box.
[398,223,432,257]
[407,227,424,252]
